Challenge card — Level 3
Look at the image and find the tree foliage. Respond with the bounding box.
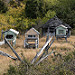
[0,0,8,13]
[0,0,75,33]
[25,0,44,18]
[55,0,75,28]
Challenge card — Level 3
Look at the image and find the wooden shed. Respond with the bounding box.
[24,27,40,49]
[40,16,71,40]
[1,29,19,46]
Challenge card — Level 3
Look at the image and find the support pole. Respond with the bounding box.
[45,27,50,54]
[40,38,55,59]
[4,38,23,62]
[65,37,67,42]
[31,36,53,64]
[40,28,50,59]
[35,51,54,65]
[0,50,17,60]
[24,40,26,48]
[35,40,37,49]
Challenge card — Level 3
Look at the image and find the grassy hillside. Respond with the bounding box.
[0,35,75,74]
[0,0,75,75]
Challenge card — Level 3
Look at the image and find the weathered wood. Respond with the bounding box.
[1,29,19,46]
[5,38,23,62]
[25,38,39,48]
[45,27,50,54]
[40,38,55,59]
[40,16,71,37]
[25,28,40,49]
[40,28,50,59]
[35,51,54,65]
[0,40,5,45]
[31,36,53,64]
[0,50,17,60]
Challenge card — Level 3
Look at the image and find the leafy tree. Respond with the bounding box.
[55,0,75,28]
[25,0,47,19]
[0,0,7,13]
[45,10,56,19]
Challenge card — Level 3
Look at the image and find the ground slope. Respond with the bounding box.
[0,35,75,74]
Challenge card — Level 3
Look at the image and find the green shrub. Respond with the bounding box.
[73,50,75,56]
[64,54,72,62]
[6,65,17,75]
[0,0,8,13]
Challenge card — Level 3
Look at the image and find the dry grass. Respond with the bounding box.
[0,35,75,74]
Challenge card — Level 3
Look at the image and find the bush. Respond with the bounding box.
[73,50,75,56]
[64,54,72,62]
[6,65,17,75]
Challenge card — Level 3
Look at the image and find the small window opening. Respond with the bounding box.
[59,30,64,35]
[28,35,35,37]
[6,35,13,39]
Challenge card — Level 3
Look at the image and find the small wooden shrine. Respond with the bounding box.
[24,27,40,49]
[40,16,71,41]
[1,29,19,46]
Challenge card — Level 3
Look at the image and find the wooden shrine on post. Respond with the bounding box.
[40,16,71,41]
[1,29,19,46]
[24,27,40,49]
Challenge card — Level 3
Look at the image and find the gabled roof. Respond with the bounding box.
[32,28,40,34]
[10,29,19,35]
[25,27,40,35]
[41,16,71,29]
[2,29,19,35]
[56,25,67,29]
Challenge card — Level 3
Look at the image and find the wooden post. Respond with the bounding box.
[4,38,23,63]
[35,40,37,49]
[45,27,50,54]
[40,38,55,59]
[24,40,26,48]
[35,51,54,65]
[38,35,39,48]
[40,28,50,59]
[37,39,38,48]
[0,50,17,60]
[65,37,67,42]
[31,36,53,64]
